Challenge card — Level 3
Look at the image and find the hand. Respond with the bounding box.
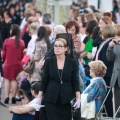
[74,37,81,52]
[87,52,92,59]
[23,49,27,53]
[73,99,81,109]
[9,106,13,113]
[109,40,116,49]
[39,58,45,69]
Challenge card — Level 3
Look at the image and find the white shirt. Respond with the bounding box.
[38,18,43,26]
[20,18,27,31]
[79,34,87,42]
[116,13,120,23]
[27,34,37,57]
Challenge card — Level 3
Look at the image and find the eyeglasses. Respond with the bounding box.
[54,45,65,49]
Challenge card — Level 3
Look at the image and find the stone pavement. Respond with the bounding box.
[0,81,20,120]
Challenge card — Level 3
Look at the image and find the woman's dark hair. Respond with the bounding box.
[10,24,21,47]
[36,26,50,49]
[86,20,98,37]
[31,82,41,94]
[4,10,12,19]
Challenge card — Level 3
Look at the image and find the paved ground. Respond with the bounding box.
[0,81,21,120]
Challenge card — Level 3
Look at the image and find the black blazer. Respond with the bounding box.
[40,56,80,104]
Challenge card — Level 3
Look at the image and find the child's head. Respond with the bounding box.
[31,82,41,95]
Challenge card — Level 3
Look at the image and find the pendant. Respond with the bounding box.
[61,80,63,84]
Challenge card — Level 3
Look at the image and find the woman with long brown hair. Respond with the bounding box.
[2,24,25,104]
[31,26,50,82]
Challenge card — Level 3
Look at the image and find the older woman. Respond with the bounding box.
[81,60,107,120]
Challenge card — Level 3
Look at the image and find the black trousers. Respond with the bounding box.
[39,101,81,120]
[114,81,120,118]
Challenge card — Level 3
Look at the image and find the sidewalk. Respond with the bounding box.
[0,81,20,120]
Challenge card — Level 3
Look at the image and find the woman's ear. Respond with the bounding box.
[65,47,68,54]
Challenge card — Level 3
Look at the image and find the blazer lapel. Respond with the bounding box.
[52,56,59,78]
[62,56,70,79]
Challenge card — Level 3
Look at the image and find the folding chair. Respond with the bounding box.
[96,86,112,120]
[114,105,120,118]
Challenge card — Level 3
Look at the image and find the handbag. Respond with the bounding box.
[81,94,95,119]
[24,59,35,75]
[22,54,30,64]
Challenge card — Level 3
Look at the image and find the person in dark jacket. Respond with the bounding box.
[38,38,81,120]
[94,25,115,117]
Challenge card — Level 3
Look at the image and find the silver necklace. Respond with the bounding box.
[58,69,63,84]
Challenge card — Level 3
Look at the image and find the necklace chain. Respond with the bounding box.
[58,69,63,84]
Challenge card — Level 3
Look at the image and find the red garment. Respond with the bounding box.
[2,38,25,80]
[21,23,28,38]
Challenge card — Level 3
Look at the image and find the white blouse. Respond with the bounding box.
[27,34,37,57]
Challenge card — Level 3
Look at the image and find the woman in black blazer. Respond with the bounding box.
[94,25,115,117]
[38,38,81,120]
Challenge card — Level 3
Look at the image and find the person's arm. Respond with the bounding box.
[9,105,35,114]
[80,42,85,52]
[87,82,99,102]
[1,39,7,61]
[75,91,81,99]
[71,59,81,109]
[106,40,115,61]
[71,59,81,97]
[80,52,87,60]
[38,58,50,98]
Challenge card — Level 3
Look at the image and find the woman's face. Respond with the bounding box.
[98,19,106,31]
[15,4,20,11]
[67,25,76,38]
[10,8,15,16]
[77,16,82,23]
[54,41,67,55]
[4,12,7,19]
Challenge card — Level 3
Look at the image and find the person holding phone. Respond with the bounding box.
[106,24,120,118]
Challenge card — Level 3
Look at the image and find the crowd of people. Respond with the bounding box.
[0,0,120,120]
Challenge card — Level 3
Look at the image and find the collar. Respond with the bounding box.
[31,34,37,39]
[90,77,102,83]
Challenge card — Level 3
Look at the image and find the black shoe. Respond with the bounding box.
[12,97,16,104]
[4,97,9,104]
[15,97,21,101]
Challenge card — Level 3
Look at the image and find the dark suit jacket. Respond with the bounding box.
[106,45,120,87]
[96,39,114,85]
[40,56,80,104]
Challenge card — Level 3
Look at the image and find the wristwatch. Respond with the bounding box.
[108,47,113,51]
